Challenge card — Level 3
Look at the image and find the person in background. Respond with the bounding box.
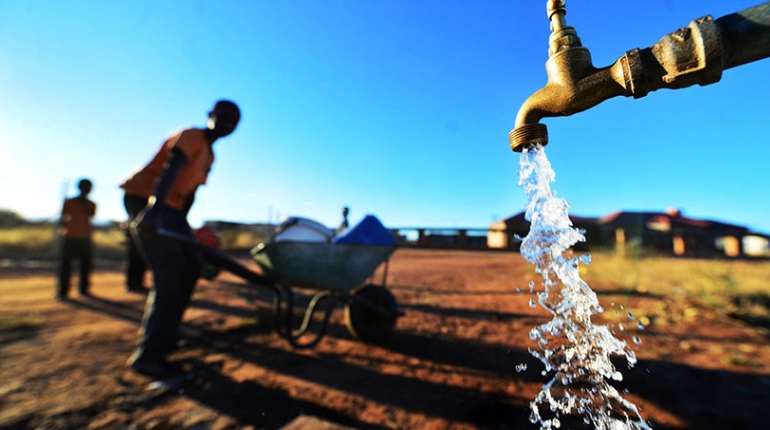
[57,178,97,300]
[125,100,241,377]
[337,206,350,235]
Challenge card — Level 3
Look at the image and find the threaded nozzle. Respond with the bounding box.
[509,124,549,152]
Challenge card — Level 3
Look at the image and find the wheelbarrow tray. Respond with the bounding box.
[252,241,395,292]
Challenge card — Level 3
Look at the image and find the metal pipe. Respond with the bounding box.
[510,1,770,152]
[719,3,770,69]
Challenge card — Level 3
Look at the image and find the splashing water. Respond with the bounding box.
[518,145,651,430]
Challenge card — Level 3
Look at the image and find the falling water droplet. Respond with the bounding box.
[529,298,537,308]
[618,323,624,332]
[637,321,645,331]
[628,312,635,321]
[516,363,528,373]
[516,286,521,293]
[633,336,642,345]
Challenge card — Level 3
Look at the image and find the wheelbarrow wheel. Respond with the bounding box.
[344,284,398,343]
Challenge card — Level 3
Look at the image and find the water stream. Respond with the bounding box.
[518,144,651,430]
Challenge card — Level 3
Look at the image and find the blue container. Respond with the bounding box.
[333,215,396,246]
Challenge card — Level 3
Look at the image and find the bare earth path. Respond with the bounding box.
[1,249,769,429]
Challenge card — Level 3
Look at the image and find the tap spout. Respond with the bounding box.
[509,48,628,150]
[510,1,770,152]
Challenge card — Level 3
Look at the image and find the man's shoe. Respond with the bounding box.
[128,356,182,378]
[130,358,165,376]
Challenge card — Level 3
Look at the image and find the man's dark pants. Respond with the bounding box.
[131,207,202,362]
[58,238,93,297]
[124,195,150,290]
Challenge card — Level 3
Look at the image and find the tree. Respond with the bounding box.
[0,209,27,228]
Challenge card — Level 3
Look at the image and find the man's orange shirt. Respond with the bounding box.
[121,129,214,210]
[61,197,96,239]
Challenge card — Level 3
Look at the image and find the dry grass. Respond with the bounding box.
[0,225,56,249]
[582,254,770,297]
[0,224,125,261]
[582,252,770,331]
[0,224,266,261]
[0,225,60,261]
[0,313,43,332]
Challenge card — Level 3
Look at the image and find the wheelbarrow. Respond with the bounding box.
[156,228,400,349]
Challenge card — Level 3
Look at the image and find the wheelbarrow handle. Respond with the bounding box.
[153,228,347,350]
[155,228,277,286]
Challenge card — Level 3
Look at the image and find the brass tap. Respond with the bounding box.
[509,1,770,152]
[510,0,627,151]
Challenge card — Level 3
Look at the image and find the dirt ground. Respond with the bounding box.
[1,249,769,430]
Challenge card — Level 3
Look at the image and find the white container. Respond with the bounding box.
[273,217,333,243]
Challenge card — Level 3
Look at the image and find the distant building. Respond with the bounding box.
[200,211,769,258]
[488,211,600,252]
[743,234,770,256]
[489,208,766,258]
[391,228,493,250]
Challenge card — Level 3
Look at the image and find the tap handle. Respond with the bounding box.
[546,0,582,56]
[547,0,568,32]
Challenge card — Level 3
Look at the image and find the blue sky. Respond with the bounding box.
[1,0,768,233]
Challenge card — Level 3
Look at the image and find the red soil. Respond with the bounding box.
[0,249,768,429]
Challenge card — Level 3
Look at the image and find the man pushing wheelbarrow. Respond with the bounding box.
[123,100,241,377]
[123,100,400,379]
